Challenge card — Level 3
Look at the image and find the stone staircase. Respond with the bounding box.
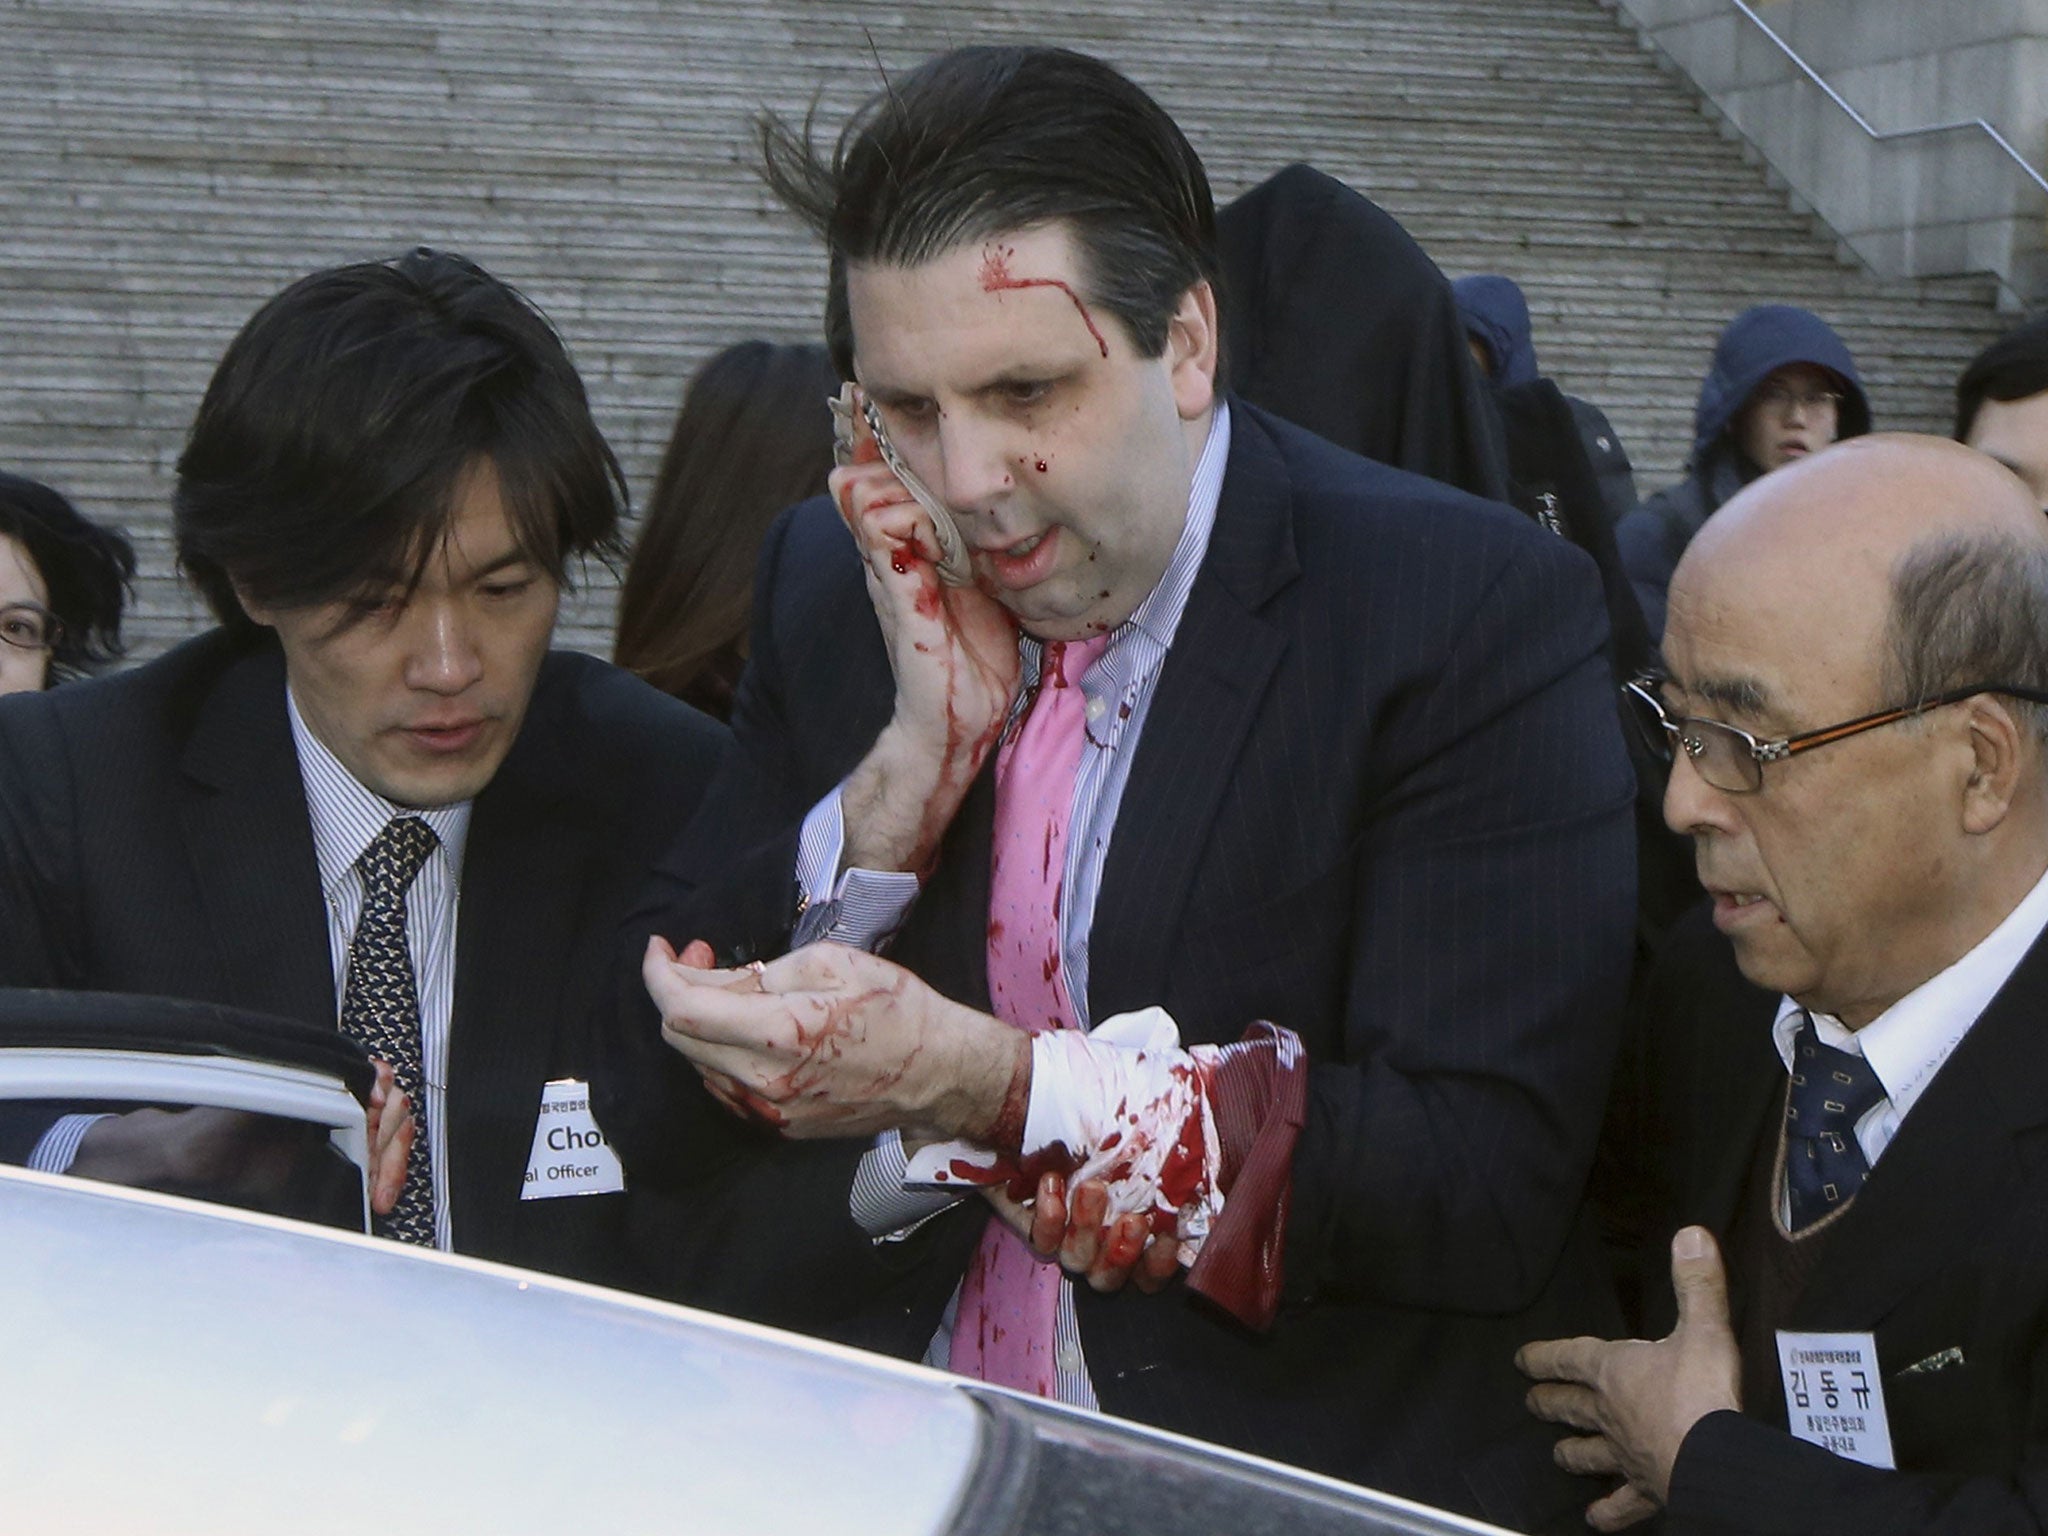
[0,0,2011,658]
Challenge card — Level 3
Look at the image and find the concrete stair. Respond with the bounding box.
[0,0,2009,658]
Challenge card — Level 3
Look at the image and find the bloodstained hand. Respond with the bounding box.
[984,1171,1181,1296]
[644,936,1026,1143]
[832,392,1018,875]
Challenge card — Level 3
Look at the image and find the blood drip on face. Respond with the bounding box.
[978,245,1111,359]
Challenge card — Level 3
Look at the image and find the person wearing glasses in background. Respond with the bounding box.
[1617,305,1870,639]
[0,472,134,696]
[1523,434,2048,1534]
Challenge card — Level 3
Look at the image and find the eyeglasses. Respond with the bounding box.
[0,603,60,655]
[1752,382,1842,416]
[1623,676,2048,794]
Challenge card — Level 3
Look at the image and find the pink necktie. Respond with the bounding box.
[952,633,1109,1396]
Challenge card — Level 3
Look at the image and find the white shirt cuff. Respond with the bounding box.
[850,1129,965,1240]
[794,784,921,950]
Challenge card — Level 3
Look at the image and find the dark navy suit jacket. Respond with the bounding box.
[0,628,726,1284]
[1603,904,2048,1534]
[598,401,1638,1528]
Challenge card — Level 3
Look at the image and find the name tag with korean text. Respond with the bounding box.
[521,1079,625,1200]
[1776,1331,1895,1469]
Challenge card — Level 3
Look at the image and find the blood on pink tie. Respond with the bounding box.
[951,634,1109,1396]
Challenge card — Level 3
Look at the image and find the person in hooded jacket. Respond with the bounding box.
[1455,274,1639,528]
[1217,164,1512,504]
[1617,305,1870,639]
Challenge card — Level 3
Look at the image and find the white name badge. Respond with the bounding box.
[520,1079,625,1200]
[1776,1331,1896,1469]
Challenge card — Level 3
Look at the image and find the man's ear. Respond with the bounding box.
[1166,280,1219,422]
[1960,695,2026,835]
[229,579,277,631]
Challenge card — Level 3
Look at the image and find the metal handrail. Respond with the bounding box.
[1730,0,2048,197]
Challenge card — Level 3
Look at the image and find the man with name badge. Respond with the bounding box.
[1522,435,2048,1532]
[598,45,1637,1529]
[0,249,725,1283]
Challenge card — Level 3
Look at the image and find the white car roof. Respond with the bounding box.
[0,1165,1516,1536]
[0,1165,982,1535]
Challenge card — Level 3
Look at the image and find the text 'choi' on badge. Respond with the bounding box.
[521,1078,625,1200]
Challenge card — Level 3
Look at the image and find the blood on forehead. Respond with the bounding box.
[977,244,1111,359]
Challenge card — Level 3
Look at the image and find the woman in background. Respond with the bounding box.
[615,341,840,719]
[0,471,134,695]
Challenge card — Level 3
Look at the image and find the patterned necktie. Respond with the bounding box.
[952,634,1109,1397]
[1784,1012,1888,1233]
[339,815,440,1246]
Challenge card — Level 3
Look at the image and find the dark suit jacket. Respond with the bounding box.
[597,402,1638,1528]
[1603,903,2048,1534]
[0,627,726,1286]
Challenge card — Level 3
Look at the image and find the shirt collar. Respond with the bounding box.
[286,687,472,898]
[1018,399,1231,688]
[1122,401,1231,650]
[1772,859,2048,1119]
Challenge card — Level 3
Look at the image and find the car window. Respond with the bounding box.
[957,1392,1511,1536]
[0,1100,365,1229]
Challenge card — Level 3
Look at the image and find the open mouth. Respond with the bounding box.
[979,526,1060,590]
[1709,888,1775,930]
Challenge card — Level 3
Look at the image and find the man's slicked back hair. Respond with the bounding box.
[1885,529,2048,745]
[175,247,627,628]
[758,46,1221,381]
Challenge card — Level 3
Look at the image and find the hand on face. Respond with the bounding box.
[1517,1227,1742,1530]
[642,936,1025,1143]
[830,407,1022,874]
[831,417,1021,780]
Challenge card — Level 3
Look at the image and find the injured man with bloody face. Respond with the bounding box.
[594,45,1639,1532]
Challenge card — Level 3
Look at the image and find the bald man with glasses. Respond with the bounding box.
[1520,435,2048,1534]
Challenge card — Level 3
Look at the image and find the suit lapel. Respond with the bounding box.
[1789,929,2048,1329]
[1683,963,1784,1236]
[444,688,587,1245]
[176,640,334,1026]
[1091,406,1299,1022]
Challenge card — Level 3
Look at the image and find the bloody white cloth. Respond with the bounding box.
[909,1007,1307,1329]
